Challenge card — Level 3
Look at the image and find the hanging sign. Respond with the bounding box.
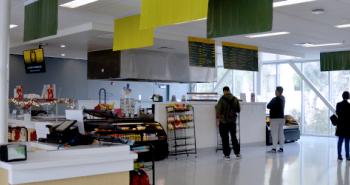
[23,0,58,41]
[207,0,273,38]
[140,0,208,29]
[222,42,258,71]
[113,15,154,51]
[321,51,350,71]
[188,37,216,68]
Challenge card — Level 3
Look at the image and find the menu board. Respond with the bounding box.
[222,42,258,71]
[188,37,216,68]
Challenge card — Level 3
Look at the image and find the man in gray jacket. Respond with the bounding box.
[216,86,241,160]
[267,86,286,153]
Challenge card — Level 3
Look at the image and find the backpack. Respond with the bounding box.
[130,169,150,185]
[222,97,238,123]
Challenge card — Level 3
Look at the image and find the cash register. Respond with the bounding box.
[45,120,79,144]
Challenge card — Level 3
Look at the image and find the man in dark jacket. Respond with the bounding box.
[335,91,350,161]
[267,86,285,153]
[216,86,241,160]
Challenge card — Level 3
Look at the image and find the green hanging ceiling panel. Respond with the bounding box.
[207,0,273,38]
[24,0,58,42]
[321,51,350,71]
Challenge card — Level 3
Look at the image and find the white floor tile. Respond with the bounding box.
[154,136,350,185]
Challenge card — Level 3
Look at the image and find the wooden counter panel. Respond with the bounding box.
[0,169,128,185]
[0,169,8,185]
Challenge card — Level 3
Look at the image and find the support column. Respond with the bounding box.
[0,0,10,144]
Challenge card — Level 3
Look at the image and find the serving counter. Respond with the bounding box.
[154,101,266,149]
[0,143,137,185]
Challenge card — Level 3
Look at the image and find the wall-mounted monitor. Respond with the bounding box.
[23,48,46,73]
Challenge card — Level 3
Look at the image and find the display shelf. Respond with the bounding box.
[167,126,195,131]
[166,104,197,158]
[85,117,169,161]
[169,148,196,156]
[167,136,195,141]
[172,143,195,147]
[166,109,191,113]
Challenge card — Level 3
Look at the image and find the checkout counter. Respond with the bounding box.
[155,101,267,148]
[0,143,137,185]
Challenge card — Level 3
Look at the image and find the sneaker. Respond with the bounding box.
[338,156,343,161]
[268,149,277,153]
[235,154,242,159]
[278,148,284,153]
[224,156,231,161]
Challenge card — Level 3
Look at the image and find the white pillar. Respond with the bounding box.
[0,0,10,144]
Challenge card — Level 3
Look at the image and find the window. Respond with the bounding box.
[214,68,233,95]
[195,83,214,93]
[331,71,350,104]
[260,64,277,102]
[233,70,254,97]
[302,62,330,135]
[279,64,302,123]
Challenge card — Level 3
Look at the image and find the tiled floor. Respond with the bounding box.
[154,136,350,185]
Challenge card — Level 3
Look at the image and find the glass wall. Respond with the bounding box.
[232,70,254,97]
[279,64,302,124]
[193,51,350,136]
[302,62,330,135]
[331,71,350,104]
[260,64,277,102]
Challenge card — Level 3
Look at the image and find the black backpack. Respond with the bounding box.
[222,97,238,123]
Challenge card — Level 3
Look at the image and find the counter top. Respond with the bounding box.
[0,143,137,185]
[154,101,266,105]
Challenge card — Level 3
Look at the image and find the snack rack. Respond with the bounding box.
[166,104,197,158]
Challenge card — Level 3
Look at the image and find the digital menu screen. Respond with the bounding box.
[188,37,216,68]
[222,42,259,71]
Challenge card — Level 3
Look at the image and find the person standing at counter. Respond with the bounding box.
[267,86,286,153]
[216,86,241,160]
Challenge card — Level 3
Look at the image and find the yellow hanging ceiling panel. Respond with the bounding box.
[140,0,208,29]
[113,15,154,51]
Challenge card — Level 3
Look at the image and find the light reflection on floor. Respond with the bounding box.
[153,136,349,185]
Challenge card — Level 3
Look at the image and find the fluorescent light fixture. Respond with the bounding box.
[273,0,317,8]
[60,0,99,8]
[9,24,18,29]
[335,24,350,29]
[295,42,343,48]
[60,44,66,48]
[246,32,290,38]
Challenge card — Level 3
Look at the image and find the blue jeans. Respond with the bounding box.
[338,137,350,158]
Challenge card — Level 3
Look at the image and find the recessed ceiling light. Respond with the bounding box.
[295,42,343,47]
[246,32,290,38]
[61,53,66,57]
[9,24,18,29]
[60,44,66,48]
[60,0,99,8]
[335,24,350,29]
[273,0,317,8]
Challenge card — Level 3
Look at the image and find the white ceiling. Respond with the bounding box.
[9,0,350,60]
